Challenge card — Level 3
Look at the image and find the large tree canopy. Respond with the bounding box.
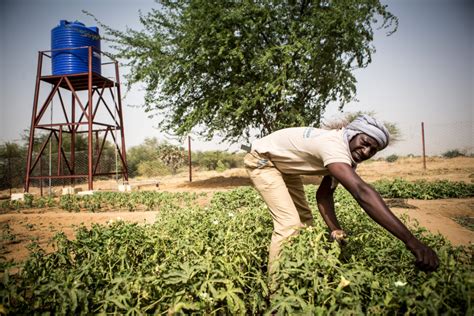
[97,0,397,143]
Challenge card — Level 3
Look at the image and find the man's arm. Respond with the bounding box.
[316,175,347,243]
[326,162,439,271]
[316,175,341,232]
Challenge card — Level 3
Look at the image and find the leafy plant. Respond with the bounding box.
[1,187,472,314]
[373,178,474,199]
[23,194,34,208]
[452,215,474,231]
[59,194,80,212]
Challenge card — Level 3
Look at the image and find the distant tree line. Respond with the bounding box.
[2,133,468,191]
[0,132,116,191]
[126,137,245,178]
[0,142,26,192]
[0,135,246,190]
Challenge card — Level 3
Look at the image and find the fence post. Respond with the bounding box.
[8,155,12,197]
[421,122,426,170]
[40,157,43,196]
[188,136,192,182]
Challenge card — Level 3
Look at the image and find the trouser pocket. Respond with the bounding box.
[244,152,273,169]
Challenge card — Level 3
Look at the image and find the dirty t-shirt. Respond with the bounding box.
[250,127,356,176]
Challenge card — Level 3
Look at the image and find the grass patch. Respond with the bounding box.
[452,215,474,231]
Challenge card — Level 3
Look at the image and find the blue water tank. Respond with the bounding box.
[51,20,101,75]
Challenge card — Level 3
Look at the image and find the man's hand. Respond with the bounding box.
[406,238,439,271]
[326,163,440,271]
[330,229,347,245]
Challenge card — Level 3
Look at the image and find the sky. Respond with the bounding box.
[0,0,473,156]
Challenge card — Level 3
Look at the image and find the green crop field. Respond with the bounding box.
[1,182,473,314]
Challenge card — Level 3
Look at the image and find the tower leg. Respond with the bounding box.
[71,94,76,186]
[87,47,93,190]
[25,52,44,192]
[115,61,129,181]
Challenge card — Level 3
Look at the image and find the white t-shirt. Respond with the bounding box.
[251,127,356,175]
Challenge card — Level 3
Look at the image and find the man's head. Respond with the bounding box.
[349,133,379,163]
[345,115,390,163]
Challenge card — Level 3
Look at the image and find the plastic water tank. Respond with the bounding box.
[51,20,101,75]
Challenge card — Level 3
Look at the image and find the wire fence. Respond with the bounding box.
[378,121,473,158]
[1,121,472,197]
[0,149,124,197]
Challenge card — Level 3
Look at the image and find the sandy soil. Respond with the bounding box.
[391,199,473,245]
[357,156,474,183]
[1,156,473,266]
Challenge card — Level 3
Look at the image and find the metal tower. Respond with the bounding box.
[24,46,129,192]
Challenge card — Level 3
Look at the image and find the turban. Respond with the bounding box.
[345,115,390,150]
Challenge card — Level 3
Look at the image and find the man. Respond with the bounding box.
[244,115,439,274]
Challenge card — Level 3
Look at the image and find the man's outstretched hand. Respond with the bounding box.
[406,238,439,272]
[330,229,347,246]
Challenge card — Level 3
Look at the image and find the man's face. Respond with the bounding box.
[349,133,379,163]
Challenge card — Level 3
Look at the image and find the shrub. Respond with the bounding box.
[215,160,227,172]
[452,215,474,231]
[137,159,171,177]
[127,138,187,177]
[442,149,464,158]
[192,151,244,171]
[385,154,399,163]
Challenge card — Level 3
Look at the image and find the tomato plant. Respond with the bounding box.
[0,187,472,314]
[373,178,474,199]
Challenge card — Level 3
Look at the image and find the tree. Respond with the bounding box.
[0,142,26,191]
[156,143,187,174]
[21,129,119,177]
[21,128,89,153]
[127,138,162,177]
[322,111,401,143]
[127,138,187,177]
[192,150,244,170]
[93,0,397,143]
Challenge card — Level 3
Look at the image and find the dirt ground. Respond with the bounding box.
[1,156,473,266]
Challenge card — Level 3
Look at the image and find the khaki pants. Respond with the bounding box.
[244,152,313,274]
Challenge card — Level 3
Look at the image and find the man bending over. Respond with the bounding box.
[244,115,439,274]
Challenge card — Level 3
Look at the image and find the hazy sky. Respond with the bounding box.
[0,0,472,156]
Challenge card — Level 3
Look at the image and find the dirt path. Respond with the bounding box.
[391,198,474,245]
[357,156,474,183]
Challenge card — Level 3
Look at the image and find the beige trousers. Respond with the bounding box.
[244,152,313,274]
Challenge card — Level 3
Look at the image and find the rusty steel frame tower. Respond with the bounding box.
[24,46,129,192]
